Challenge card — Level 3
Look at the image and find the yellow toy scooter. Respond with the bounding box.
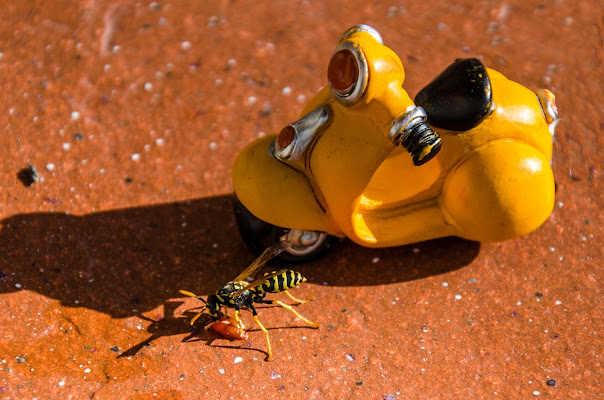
[232,25,558,262]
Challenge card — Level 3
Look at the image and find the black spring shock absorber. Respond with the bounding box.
[389,106,441,166]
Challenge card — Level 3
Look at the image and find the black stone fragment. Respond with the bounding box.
[17,165,39,187]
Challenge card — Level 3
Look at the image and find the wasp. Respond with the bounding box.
[179,240,319,360]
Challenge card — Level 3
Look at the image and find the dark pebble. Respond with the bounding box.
[17,166,39,187]
[547,379,556,386]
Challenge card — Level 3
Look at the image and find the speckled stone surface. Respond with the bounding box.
[0,1,601,399]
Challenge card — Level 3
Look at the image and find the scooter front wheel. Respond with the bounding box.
[233,195,336,263]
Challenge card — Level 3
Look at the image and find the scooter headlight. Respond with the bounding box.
[327,41,368,106]
[275,125,296,159]
[273,105,332,162]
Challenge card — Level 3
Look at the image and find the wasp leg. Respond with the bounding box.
[190,311,204,326]
[250,305,273,361]
[283,290,314,304]
[233,308,246,333]
[268,300,320,328]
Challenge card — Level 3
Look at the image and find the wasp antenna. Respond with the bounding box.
[179,289,207,304]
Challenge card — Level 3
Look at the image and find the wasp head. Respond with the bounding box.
[205,294,221,319]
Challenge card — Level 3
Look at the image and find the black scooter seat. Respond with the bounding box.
[414,58,493,132]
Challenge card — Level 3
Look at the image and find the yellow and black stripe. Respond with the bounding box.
[256,270,305,294]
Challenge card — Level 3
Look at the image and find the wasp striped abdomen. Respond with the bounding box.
[255,270,306,294]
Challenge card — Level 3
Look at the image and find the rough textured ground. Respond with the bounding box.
[0,1,602,399]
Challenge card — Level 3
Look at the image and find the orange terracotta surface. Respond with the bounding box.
[0,1,601,399]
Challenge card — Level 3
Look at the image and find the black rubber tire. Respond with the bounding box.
[233,195,336,264]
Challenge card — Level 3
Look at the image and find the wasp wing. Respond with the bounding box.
[231,240,291,283]
[232,269,289,298]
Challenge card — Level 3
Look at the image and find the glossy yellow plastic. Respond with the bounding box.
[232,27,556,247]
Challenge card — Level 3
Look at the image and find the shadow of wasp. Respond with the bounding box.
[179,240,320,361]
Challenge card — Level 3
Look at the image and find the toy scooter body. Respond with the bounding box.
[232,25,557,260]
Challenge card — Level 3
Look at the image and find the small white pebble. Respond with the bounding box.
[412,248,420,254]
[549,247,555,252]
[62,143,71,150]
[15,283,22,289]
[131,153,141,161]
[226,59,237,69]
[234,357,243,364]
[454,294,462,301]
[112,45,121,54]
[533,391,540,396]
[581,236,587,242]
[104,64,111,72]
[144,82,153,92]
[517,301,522,306]
[346,354,355,361]
[156,138,165,146]
[372,257,380,263]
[297,94,307,104]
[282,86,292,96]
[442,282,449,287]
[84,368,91,373]
[215,78,223,87]
[218,368,225,374]
[209,142,217,150]
[46,163,56,171]
[58,381,65,387]
[71,111,81,121]
[9,107,15,115]
[247,96,257,105]
[556,300,562,305]
[181,41,192,52]
[557,201,564,208]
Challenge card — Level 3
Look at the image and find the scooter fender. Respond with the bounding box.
[232,135,343,235]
